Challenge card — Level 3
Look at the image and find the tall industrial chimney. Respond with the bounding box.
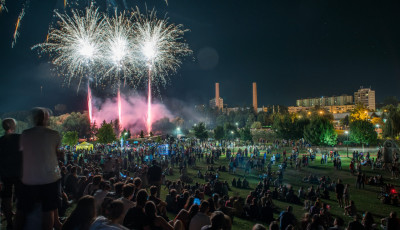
[215,83,220,108]
[253,82,258,114]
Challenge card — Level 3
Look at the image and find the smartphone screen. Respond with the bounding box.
[193,198,201,205]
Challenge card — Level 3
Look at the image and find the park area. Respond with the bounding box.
[152,147,398,230]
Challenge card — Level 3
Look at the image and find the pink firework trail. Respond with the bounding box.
[88,85,93,123]
[147,70,152,134]
[118,88,122,128]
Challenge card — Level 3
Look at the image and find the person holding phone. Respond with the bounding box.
[189,200,211,230]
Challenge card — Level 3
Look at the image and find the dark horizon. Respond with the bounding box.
[1,0,400,114]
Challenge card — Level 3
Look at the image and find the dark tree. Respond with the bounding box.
[97,123,116,144]
[152,118,176,134]
[214,125,224,140]
[240,127,253,142]
[194,122,208,140]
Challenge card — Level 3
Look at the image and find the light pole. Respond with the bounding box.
[345,130,349,158]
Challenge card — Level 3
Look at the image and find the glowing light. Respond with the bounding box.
[103,11,134,86]
[147,70,152,134]
[142,41,157,60]
[88,84,93,123]
[32,6,105,88]
[118,89,122,128]
[12,8,25,48]
[0,0,6,13]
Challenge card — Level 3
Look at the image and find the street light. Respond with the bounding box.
[345,130,349,158]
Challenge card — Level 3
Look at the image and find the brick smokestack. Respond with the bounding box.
[215,82,220,108]
[253,82,257,114]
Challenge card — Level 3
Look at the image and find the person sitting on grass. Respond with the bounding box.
[174,204,199,230]
[62,195,96,230]
[118,184,135,221]
[90,200,128,230]
[145,201,183,230]
[237,178,242,188]
[306,214,324,230]
[189,200,211,230]
[300,213,311,230]
[123,189,151,230]
[362,212,376,230]
[346,215,363,230]
[252,224,266,230]
[242,178,249,189]
[344,200,357,216]
[381,211,399,230]
[200,211,225,230]
[166,189,178,213]
[279,206,297,230]
[94,181,112,213]
[149,185,168,219]
[269,221,279,230]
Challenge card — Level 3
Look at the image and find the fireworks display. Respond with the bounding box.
[103,11,135,86]
[33,5,192,133]
[0,0,7,13]
[32,6,106,89]
[132,8,192,133]
[12,7,26,48]
[132,8,193,86]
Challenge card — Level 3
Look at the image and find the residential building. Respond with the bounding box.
[354,87,376,111]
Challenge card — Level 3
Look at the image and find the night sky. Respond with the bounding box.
[1,0,400,113]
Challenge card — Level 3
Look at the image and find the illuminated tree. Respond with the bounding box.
[62,131,78,146]
[371,117,384,127]
[304,116,337,146]
[251,121,262,129]
[350,120,377,146]
[350,104,370,122]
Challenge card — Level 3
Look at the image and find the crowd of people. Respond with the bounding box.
[0,107,399,230]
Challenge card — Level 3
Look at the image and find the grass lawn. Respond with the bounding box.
[161,148,400,230]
